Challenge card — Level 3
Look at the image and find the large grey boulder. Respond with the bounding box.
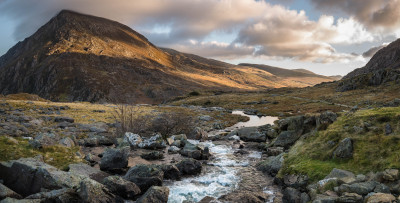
[338,181,378,196]
[333,138,353,159]
[78,178,118,203]
[175,158,202,176]
[68,163,109,183]
[180,141,209,160]
[25,188,79,202]
[365,193,396,203]
[100,147,129,172]
[282,187,301,203]
[123,164,164,192]
[283,174,309,190]
[28,132,59,149]
[256,154,284,176]
[138,134,167,149]
[325,168,356,184]
[124,132,143,148]
[316,112,337,130]
[0,183,22,200]
[155,165,181,180]
[102,176,141,200]
[236,127,266,142]
[273,131,301,148]
[136,186,169,203]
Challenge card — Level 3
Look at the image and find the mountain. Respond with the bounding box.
[0,10,335,103]
[238,63,338,86]
[338,38,400,91]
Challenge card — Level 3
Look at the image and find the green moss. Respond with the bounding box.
[0,136,82,170]
[280,107,400,182]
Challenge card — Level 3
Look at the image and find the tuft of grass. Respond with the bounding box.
[279,107,400,182]
[0,136,82,170]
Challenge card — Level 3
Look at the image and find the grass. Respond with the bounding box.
[279,106,400,182]
[0,136,82,170]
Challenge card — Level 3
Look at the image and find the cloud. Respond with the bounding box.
[0,0,379,63]
[311,0,400,32]
[362,43,389,58]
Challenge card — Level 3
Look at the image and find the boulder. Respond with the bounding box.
[155,165,181,180]
[266,147,284,156]
[337,192,362,203]
[218,191,270,203]
[138,134,167,149]
[24,188,79,202]
[0,183,22,200]
[365,193,396,203]
[136,186,169,203]
[316,112,337,130]
[282,187,301,203]
[29,132,59,149]
[188,127,208,140]
[338,182,378,196]
[78,178,118,203]
[100,148,129,172]
[1,198,41,202]
[374,183,391,193]
[273,131,301,148]
[385,124,393,135]
[59,137,75,147]
[123,164,164,192]
[256,154,284,176]
[283,174,309,190]
[237,127,266,142]
[68,163,109,183]
[175,159,202,176]
[333,138,353,159]
[124,132,143,148]
[54,117,74,123]
[168,146,181,154]
[102,176,141,199]
[325,168,356,184]
[312,194,337,203]
[140,151,164,160]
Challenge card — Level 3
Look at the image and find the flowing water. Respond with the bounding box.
[165,111,278,203]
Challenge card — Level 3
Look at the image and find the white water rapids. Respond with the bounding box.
[165,111,278,203]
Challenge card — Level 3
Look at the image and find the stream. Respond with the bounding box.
[165,111,279,203]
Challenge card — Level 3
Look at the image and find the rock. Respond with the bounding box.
[155,165,181,180]
[100,148,129,172]
[199,196,218,203]
[28,132,59,149]
[300,193,310,203]
[365,193,396,203]
[68,163,109,183]
[180,141,205,160]
[315,178,339,193]
[316,112,337,130]
[136,186,169,203]
[332,138,353,159]
[382,169,399,182]
[124,132,143,148]
[237,127,266,142]
[172,134,187,141]
[138,134,167,149]
[54,116,74,123]
[175,159,202,176]
[198,115,213,121]
[273,131,301,148]
[0,183,22,200]
[24,188,79,202]
[337,192,362,203]
[283,174,309,190]
[188,127,208,140]
[385,124,393,135]
[84,153,97,166]
[218,191,270,203]
[338,181,378,196]
[266,147,284,156]
[102,175,141,199]
[283,187,301,203]
[312,194,337,203]
[168,146,181,154]
[123,164,164,192]
[256,154,284,176]
[141,151,164,160]
[325,168,356,184]
[59,137,75,147]
[374,183,391,193]
[78,178,118,203]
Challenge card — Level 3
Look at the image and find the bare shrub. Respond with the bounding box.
[113,105,152,136]
[151,112,196,139]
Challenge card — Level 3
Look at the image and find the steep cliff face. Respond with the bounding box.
[0,10,335,103]
[337,38,400,92]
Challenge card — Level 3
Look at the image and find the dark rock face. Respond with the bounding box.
[136,186,169,203]
[155,165,181,180]
[273,131,301,148]
[256,154,284,176]
[282,187,301,203]
[140,151,164,160]
[332,138,353,159]
[175,159,202,176]
[99,148,129,172]
[123,164,164,192]
[102,176,141,200]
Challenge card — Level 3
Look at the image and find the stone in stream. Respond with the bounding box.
[136,186,169,203]
[175,158,202,176]
[123,164,164,192]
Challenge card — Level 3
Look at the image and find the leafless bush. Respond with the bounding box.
[114,105,196,139]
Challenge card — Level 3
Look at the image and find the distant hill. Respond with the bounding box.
[0,10,335,103]
[239,63,338,86]
[338,38,400,91]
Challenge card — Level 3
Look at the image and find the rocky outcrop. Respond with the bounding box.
[136,186,169,203]
[123,164,164,192]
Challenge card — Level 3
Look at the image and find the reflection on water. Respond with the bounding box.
[231,111,278,128]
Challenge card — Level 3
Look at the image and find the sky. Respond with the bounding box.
[0,0,400,76]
